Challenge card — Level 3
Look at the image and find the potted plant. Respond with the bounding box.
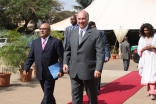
[0,57,12,87]
[0,29,19,86]
[0,31,37,82]
[111,46,118,59]
[11,35,40,82]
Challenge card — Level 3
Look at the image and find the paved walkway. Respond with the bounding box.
[0,58,155,104]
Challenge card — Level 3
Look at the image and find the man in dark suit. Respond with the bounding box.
[63,15,78,49]
[120,37,131,71]
[23,23,64,104]
[63,11,104,104]
[88,21,110,94]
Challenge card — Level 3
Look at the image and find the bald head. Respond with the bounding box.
[39,23,51,38]
[77,11,89,29]
[77,11,89,20]
[40,23,51,30]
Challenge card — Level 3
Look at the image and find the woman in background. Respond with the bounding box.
[138,23,156,100]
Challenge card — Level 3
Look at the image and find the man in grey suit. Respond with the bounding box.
[63,15,78,49]
[63,11,104,104]
[120,37,131,71]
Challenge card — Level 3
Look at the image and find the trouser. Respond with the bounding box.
[123,59,130,71]
[70,76,98,104]
[97,76,101,94]
[39,80,56,104]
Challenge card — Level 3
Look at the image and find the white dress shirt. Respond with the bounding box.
[79,25,88,37]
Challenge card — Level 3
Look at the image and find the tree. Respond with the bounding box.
[52,11,76,24]
[0,3,17,29]
[0,0,62,30]
[76,0,93,9]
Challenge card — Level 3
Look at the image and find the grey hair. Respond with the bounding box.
[85,11,89,20]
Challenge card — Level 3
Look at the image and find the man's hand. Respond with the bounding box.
[57,72,64,78]
[105,57,110,62]
[23,70,28,76]
[63,64,68,74]
[94,70,101,78]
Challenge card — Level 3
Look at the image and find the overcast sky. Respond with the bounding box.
[58,0,80,10]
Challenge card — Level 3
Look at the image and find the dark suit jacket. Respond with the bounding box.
[64,26,104,80]
[99,30,110,60]
[24,36,64,80]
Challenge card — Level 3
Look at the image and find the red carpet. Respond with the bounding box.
[68,71,143,104]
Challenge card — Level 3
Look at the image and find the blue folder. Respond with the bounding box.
[48,62,60,79]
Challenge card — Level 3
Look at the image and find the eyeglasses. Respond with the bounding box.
[39,28,50,31]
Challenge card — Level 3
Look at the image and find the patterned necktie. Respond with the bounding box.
[79,30,83,44]
[42,39,46,50]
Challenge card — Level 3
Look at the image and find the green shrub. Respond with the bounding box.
[0,30,38,73]
[50,31,64,41]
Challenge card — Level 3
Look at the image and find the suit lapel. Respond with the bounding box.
[74,28,79,50]
[79,27,92,45]
[38,38,43,51]
[67,26,71,35]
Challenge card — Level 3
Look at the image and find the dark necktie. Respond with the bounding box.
[79,30,83,44]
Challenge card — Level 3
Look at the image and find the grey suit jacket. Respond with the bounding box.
[63,24,78,49]
[120,41,131,59]
[63,26,104,80]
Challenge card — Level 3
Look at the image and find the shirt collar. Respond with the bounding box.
[79,25,88,33]
[72,24,78,27]
[71,24,78,30]
[41,35,50,42]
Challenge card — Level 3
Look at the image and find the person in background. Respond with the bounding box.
[23,23,64,104]
[63,15,78,49]
[88,21,110,95]
[138,23,156,100]
[63,11,104,104]
[120,36,131,71]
